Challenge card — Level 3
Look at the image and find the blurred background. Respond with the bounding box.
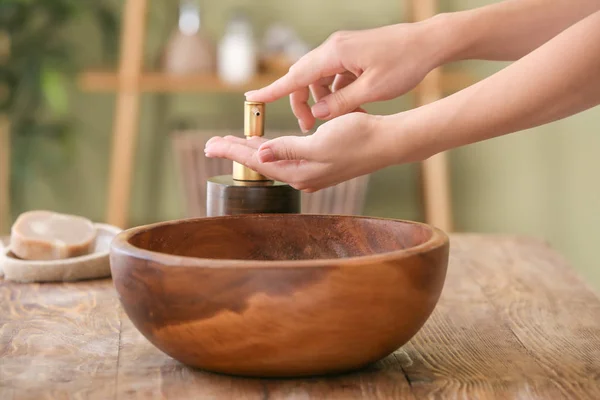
[1,0,599,288]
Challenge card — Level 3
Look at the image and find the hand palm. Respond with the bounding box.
[205,113,382,192]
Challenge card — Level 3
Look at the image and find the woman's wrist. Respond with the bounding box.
[418,11,476,67]
[374,112,439,167]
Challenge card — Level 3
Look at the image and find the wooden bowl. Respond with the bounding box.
[110,214,449,377]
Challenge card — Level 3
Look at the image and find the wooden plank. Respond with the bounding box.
[455,235,600,398]
[400,236,563,398]
[0,279,121,399]
[400,235,600,398]
[0,116,9,234]
[78,70,473,95]
[105,0,149,228]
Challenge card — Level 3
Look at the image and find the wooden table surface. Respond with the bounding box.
[1,234,600,399]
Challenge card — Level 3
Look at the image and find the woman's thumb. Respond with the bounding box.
[258,136,312,163]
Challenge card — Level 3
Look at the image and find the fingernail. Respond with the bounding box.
[205,137,220,147]
[244,90,257,98]
[205,142,216,152]
[258,147,276,163]
[312,101,330,118]
[298,119,309,133]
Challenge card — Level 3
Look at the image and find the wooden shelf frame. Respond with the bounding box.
[79,71,284,93]
[81,0,468,230]
[79,70,473,95]
[0,116,10,235]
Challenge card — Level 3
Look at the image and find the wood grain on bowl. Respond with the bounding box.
[110,214,449,377]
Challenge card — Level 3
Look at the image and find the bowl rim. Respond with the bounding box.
[110,214,449,269]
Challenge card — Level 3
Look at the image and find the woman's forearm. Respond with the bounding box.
[433,0,600,63]
[388,9,600,162]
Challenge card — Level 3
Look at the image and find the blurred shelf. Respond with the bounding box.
[78,71,284,93]
[78,70,476,94]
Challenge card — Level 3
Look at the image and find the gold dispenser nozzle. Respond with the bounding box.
[233,101,271,182]
[244,101,265,138]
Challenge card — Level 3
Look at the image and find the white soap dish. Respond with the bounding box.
[0,223,121,283]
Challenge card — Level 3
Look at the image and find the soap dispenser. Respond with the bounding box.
[206,101,301,217]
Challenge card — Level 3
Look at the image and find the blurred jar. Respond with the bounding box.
[217,13,257,85]
[163,0,215,74]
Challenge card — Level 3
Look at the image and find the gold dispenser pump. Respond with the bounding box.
[205,101,301,217]
[232,102,270,182]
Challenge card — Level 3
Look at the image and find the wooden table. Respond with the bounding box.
[2,235,600,399]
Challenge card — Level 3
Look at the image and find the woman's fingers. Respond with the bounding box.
[331,73,367,113]
[257,136,315,163]
[204,137,256,163]
[307,76,335,129]
[206,135,265,151]
[309,74,367,117]
[290,75,336,132]
[219,135,267,149]
[332,72,356,92]
[309,76,334,102]
[314,74,372,119]
[309,84,330,102]
[205,136,324,186]
[245,42,344,103]
[290,87,314,133]
[204,137,280,179]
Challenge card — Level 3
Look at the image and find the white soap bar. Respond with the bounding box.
[10,210,97,261]
[1,223,120,283]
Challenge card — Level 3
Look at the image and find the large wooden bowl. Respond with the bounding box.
[110,214,449,377]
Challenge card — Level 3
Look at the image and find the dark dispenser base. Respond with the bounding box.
[206,175,301,217]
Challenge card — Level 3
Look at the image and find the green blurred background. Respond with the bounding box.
[4,0,600,288]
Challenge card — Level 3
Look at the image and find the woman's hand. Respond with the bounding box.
[206,6,600,193]
[226,7,600,194]
[204,113,401,192]
[245,20,451,133]
[245,1,600,135]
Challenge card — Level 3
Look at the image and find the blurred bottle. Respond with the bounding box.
[162,0,215,75]
[217,12,257,85]
[259,23,310,74]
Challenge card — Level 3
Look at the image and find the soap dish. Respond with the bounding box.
[0,223,121,283]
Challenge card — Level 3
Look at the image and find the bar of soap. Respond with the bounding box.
[10,210,97,261]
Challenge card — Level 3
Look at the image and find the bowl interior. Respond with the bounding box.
[127,215,434,261]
